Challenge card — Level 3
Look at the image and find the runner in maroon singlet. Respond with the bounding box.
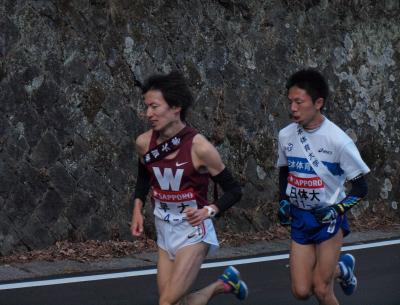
[130,71,248,305]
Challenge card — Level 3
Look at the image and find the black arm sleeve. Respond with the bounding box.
[279,166,289,202]
[334,174,368,214]
[347,174,368,198]
[133,159,151,205]
[211,168,242,214]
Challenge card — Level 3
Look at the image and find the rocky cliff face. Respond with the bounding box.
[1,0,399,255]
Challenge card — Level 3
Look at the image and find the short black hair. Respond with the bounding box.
[142,71,193,120]
[286,69,329,106]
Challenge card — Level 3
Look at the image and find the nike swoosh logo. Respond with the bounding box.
[176,161,189,167]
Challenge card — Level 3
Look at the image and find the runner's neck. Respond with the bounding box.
[157,122,186,143]
[303,115,325,133]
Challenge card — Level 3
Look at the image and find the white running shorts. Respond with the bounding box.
[155,216,219,260]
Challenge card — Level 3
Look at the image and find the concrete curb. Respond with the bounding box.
[1,228,399,283]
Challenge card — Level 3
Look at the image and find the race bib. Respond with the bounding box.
[152,188,198,224]
[286,173,327,210]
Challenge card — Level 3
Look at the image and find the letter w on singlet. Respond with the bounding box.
[152,167,184,191]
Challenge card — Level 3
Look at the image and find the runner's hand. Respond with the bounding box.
[185,207,208,226]
[131,210,144,236]
[313,206,338,224]
[278,200,291,226]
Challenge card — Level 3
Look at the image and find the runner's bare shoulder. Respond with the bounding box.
[135,130,152,157]
[192,134,212,155]
[192,134,224,175]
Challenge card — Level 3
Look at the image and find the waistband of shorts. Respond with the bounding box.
[290,204,318,212]
[290,202,332,211]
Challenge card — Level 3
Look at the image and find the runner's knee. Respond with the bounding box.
[159,289,188,305]
[159,290,173,305]
[313,281,332,301]
[291,285,312,300]
[159,295,188,305]
[159,296,172,305]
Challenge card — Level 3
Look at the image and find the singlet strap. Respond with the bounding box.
[143,126,198,164]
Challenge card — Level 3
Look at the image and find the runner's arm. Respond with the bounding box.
[210,168,242,214]
[131,162,149,235]
[131,134,151,236]
[279,166,289,201]
[133,159,151,206]
[334,174,368,214]
[193,135,242,215]
[278,166,291,225]
[314,175,368,223]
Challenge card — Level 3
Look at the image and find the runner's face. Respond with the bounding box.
[144,90,181,131]
[288,86,323,129]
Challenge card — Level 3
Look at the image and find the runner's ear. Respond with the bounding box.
[172,105,182,116]
[315,98,324,110]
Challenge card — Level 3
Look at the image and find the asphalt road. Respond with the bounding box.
[1,241,399,305]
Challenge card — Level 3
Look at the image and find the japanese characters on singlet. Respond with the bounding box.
[145,126,209,224]
[277,117,370,210]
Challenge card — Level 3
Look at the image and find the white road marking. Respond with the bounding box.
[1,238,399,290]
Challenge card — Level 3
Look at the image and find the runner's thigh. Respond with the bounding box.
[290,241,316,293]
[314,230,342,283]
[174,242,209,289]
[157,247,175,295]
[162,242,209,303]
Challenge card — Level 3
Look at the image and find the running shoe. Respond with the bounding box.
[219,266,249,300]
[338,253,357,295]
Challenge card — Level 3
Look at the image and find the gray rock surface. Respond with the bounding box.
[1,1,399,254]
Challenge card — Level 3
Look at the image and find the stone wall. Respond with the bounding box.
[1,0,399,255]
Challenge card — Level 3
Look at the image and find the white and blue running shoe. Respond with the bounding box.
[338,253,357,295]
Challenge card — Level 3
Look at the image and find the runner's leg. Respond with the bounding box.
[157,247,175,298]
[158,242,212,305]
[184,280,225,305]
[290,241,316,300]
[313,230,343,305]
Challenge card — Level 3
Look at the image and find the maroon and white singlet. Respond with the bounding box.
[145,127,219,259]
